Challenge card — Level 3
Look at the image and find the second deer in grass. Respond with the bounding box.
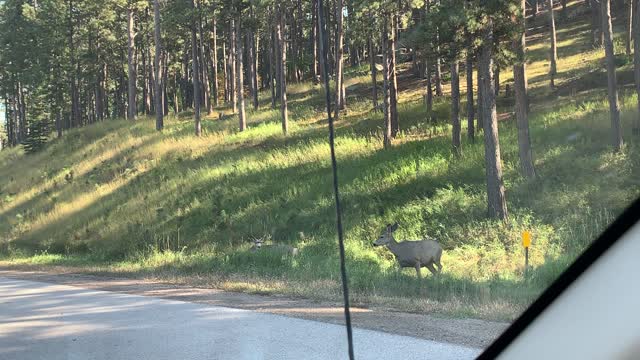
[373,223,443,279]
[250,236,299,257]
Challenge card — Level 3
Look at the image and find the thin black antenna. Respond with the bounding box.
[316,0,355,358]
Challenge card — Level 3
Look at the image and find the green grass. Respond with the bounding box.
[1,13,638,321]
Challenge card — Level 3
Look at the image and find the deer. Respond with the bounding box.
[373,223,443,279]
[250,236,299,257]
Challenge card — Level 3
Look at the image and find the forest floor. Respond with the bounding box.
[1,3,639,322]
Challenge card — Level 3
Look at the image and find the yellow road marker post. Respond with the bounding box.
[522,231,531,276]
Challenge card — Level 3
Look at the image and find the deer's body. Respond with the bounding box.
[250,238,298,256]
[374,223,443,278]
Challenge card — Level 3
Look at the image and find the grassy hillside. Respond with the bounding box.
[1,11,639,320]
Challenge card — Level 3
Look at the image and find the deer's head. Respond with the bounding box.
[250,237,265,251]
[373,223,398,247]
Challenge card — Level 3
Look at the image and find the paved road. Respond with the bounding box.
[0,277,480,360]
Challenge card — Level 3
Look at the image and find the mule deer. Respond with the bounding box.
[373,223,443,278]
[250,237,299,256]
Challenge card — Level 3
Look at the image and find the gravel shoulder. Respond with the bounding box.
[0,267,508,349]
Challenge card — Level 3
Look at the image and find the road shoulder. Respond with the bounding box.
[0,268,507,349]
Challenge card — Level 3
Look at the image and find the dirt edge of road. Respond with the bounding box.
[0,268,508,349]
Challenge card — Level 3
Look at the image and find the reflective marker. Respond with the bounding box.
[522,230,532,248]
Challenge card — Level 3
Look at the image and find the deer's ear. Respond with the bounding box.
[391,223,399,232]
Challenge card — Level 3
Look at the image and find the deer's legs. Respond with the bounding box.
[415,263,422,279]
[426,263,438,275]
[435,261,443,273]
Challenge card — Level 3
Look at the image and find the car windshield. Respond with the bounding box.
[0,0,638,358]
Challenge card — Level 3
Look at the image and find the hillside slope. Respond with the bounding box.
[1,11,639,320]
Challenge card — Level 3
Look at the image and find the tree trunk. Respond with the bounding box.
[626,0,633,56]
[341,71,346,109]
[68,0,80,127]
[322,0,331,81]
[549,0,558,88]
[494,66,500,96]
[259,40,266,90]
[235,19,247,131]
[145,38,155,115]
[293,0,303,82]
[270,29,277,109]
[290,2,298,83]
[154,0,163,130]
[325,0,334,77]
[433,5,443,98]
[201,48,211,115]
[602,0,623,151]
[369,35,378,111]
[426,60,433,121]
[451,61,461,156]
[6,93,13,145]
[11,94,18,145]
[390,14,399,137]
[56,109,62,138]
[223,40,229,103]
[198,5,211,116]
[250,30,259,110]
[14,91,21,144]
[9,92,16,144]
[277,8,288,134]
[435,56,443,96]
[20,84,26,139]
[21,86,27,136]
[477,67,484,130]
[182,46,191,108]
[118,54,127,118]
[211,17,219,107]
[142,44,150,115]
[100,62,109,120]
[17,83,26,141]
[514,0,536,178]
[312,0,319,82]
[127,6,137,120]
[382,17,392,148]
[466,53,475,141]
[103,64,109,119]
[96,61,105,121]
[589,0,604,47]
[3,95,8,146]
[246,31,254,109]
[87,88,94,124]
[230,22,237,113]
[479,19,508,220]
[7,95,14,146]
[334,0,345,120]
[274,25,282,102]
[191,0,202,136]
[173,72,180,114]
[13,83,19,144]
[346,0,356,69]
[162,51,169,115]
[93,41,103,122]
